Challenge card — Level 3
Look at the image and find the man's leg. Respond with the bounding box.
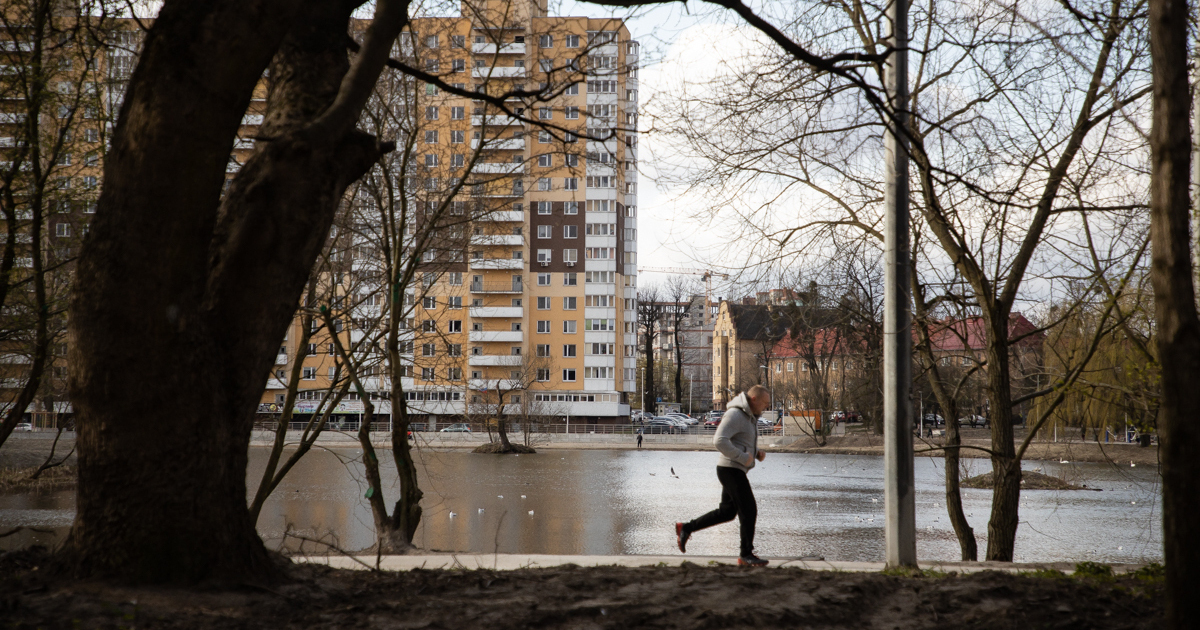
[677,467,739,552]
[718,466,757,557]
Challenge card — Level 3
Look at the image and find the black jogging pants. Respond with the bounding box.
[682,466,756,556]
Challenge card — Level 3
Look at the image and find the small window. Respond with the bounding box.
[563,297,576,310]
[562,369,576,382]
[537,296,551,310]
[537,320,551,333]
[425,35,439,48]
[538,154,553,167]
[563,272,577,286]
[539,34,553,48]
[451,35,465,48]
[563,225,577,239]
[564,178,578,191]
[451,106,465,119]
[425,106,439,120]
[563,320,576,334]
[566,34,580,48]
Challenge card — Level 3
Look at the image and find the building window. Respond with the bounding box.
[537,248,551,263]
[563,225,577,239]
[537,368,550,382]
[536,344,551,357]
[55,223,70,237]
[566,34,580,48]
[449,320,462,332]
[538,273,551,285]
[539,107,552,120]
[563,296,576,310]
[451,35,465,48]
[564,178,578,191]
[537,320,551,333]
[449,368,462,380]
[538,154,553,167]
[425,106,439,120]
[538,177,551,191]
[537,201,552,215]
[425,154,439,167]
[538,131,551,144]
[565,106,579,120]
[561,344,578,358]
[563,272,577,286]
[451,130,464,143]
[451,106,465,119]
[303,367,317,380]
[422,343,436,357]
[425,35,439,48]
[562,369,576,382]
[421,368,435,381]
[537,225,552,239]
[563,320,576,334]
[563,249,578,263]
[539,34,553,48]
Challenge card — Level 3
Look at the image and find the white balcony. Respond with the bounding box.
[471,138,525,151]
[476,210,524,222]
[468,378,523,390]
[470,330,523,343]
[470,234,523,246]
[472,66,526,79]
[275,353,288,365]
[471,115,523,127]
[470,258,524,270]
[241,114,263,126]
[472,42,526,55]
[468,354,524,367]
[470,306,524,318]
[473,162,525,175]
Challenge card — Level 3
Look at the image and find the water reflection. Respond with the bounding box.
[0,448,1163,563]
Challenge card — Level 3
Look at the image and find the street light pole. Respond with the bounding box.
[883,0,917,569]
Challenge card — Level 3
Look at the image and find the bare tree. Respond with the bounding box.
[636,283,665,414]
[644,0,1149,562]
[1145,0,1199,622]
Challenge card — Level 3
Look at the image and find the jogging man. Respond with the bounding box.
[675,384,770,567]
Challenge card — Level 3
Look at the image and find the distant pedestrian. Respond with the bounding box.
[675,384,771,567]
[636,430,643,449]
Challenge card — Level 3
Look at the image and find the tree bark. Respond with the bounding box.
[61,0,393,584]
[982,316,1019,562]
[1146,0,1200,624]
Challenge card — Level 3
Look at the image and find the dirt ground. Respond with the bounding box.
[0,549,1164,629]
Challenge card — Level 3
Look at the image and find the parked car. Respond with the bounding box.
[15,422,32,432]
[660,416,690,431]
[704,417,722,430]
[958,415,987,428]
[832,411,862,422]
[921,414,945,426]
[665,413,698,426]
[440,423,471,433]
[644,418,678,434]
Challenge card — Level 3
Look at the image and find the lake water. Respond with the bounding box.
[0,448,1163,563]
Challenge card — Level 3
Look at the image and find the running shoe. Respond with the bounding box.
[675,523,691,553]
[738,554,769,567]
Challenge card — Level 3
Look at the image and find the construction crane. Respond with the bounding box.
[636,266,730,325]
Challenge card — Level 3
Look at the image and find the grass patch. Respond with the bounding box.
[1018,568,1069,579]
[0,465,76,495]
[1127,563,1164,583]
[1074,562,1115,581]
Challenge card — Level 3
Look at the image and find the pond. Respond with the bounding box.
[0,448,1163,563]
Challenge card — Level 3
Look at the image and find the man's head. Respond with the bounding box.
[747,384,771,416]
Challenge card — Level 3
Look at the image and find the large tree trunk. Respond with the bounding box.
[61,0,393,584]
[1146,0,1200,625]
[982,316,1019,561]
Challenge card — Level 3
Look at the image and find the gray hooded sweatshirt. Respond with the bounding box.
[713,391,759,472]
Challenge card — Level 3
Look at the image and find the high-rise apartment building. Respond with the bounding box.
[256,0,641,425]
[394,0,639,423]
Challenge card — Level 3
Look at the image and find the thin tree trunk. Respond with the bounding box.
[1146,0,1200,624]
[982,321,1019,562]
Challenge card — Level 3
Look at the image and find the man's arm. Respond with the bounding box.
[713,413,753,466]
